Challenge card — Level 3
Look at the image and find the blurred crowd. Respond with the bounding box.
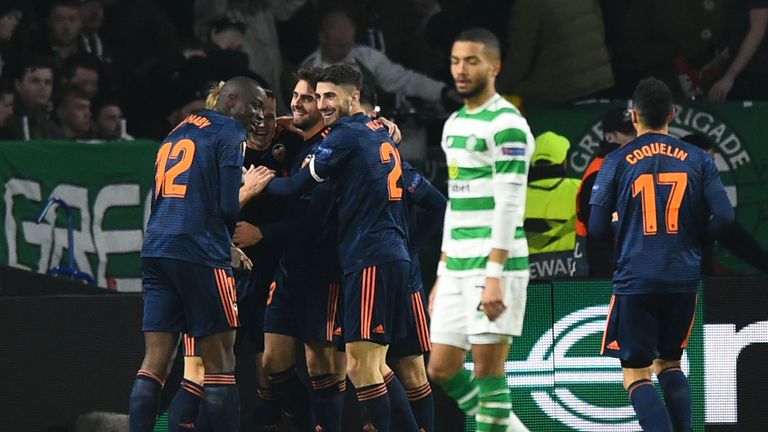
[0,0,764,141]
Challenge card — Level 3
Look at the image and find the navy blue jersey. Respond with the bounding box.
[280,127,341,278]
[590,132,727,294]
[311,113,410,273]
[402,160,446,254]
[142,110,245,268]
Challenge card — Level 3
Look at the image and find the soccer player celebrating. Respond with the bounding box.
[589,77,734,431]
[266,64,418,431]
[427,28,533,432]
[129,77,273,432]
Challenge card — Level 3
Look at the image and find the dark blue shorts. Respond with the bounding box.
[235,267,273,352]
[388,285,431,357]
[142,257,238,339]
[342,260,409,345]
[601,293,697,367]
[182,333,201,357]
[264,267,341,343]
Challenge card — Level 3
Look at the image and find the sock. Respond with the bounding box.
[405,382,434,432]
[310,374,344,432]
[356,382,390,431]
[384,372,419,431]
[269,367,314,430]
[628,379,673,432]
[254,387,281,431]
[201,373,240,432]
[129,370,165,432]
[476,376,511,432]
[658,368,692,431]
[168,379,203,431]
[437,369,479,414]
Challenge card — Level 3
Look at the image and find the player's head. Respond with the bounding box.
[631,77,675,133]
[214,75,266,133]
[682,133,715,158]
[316,64,362,126]
[359,84,378,116]
[249,89,276,150]
[602,107,636,147]
[291,67,323,131]
[318,10,356,63]
[451,28,501,100]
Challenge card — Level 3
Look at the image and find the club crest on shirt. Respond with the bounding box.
[448,159,459,180]
[466,135,478,151]
[272,143,287,162]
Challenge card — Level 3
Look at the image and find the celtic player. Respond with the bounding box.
[427,28,533,432]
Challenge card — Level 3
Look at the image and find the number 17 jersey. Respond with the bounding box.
[590,132,726,294]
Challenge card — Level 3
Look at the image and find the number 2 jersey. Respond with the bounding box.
[141,109,245,268]
[590,132,728,294]
[309,113,410,273]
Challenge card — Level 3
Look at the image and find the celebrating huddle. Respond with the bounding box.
[128,25,732,432]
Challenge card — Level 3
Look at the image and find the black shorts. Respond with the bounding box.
[263,267,341,343]
[236,267,273,352]
[342,260,409,345]
[601,293,697,367]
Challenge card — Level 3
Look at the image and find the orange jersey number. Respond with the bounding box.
[154,138,196,198]
[632,172,688,235]
[379,142,403,201]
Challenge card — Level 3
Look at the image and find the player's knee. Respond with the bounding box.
[394,357,427,388]
[183,356,205,385]
[653,358,681,375]
[427,360,455,383]
[305,352,333,376]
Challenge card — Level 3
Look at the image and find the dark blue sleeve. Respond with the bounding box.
[701,156,735,234]
[311,125,355,179]
[405,165,447,248]
[218,122,245,168]
[265,168,315,196]
[588,205,613,240]
[220,165,241,235]
[588,154,618,210]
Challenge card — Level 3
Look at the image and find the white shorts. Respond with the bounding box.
[430,274,528,351]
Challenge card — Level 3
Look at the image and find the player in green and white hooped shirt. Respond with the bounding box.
[426,28,533,432]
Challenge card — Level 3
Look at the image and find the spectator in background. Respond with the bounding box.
[524,132,582,280]
[54,86,91,140]
[92,96,131,140]
[498,0,614,102]
[38,0,84,69]
[574,107,636,277]
[707,1,768,101]
[60,52,101,99]
[12,55,59,139]
[300,9,458,107]
[0,3,22,76]
[77,0,112,64]
[0,79,16,138]
[193,0,306,111]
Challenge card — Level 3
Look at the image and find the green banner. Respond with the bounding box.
[465,281,705,431]
[0,140,157,291]
[525,101,768,274]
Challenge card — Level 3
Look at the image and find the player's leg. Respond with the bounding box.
[389,287,434,431]
[654,292,698,432]
[468,275,529,432]
[602,294,673,432]
[427,275,478,415]
[130,258,184,432]
[168,335,205,431]
[187,266,241,432]
[262,269,315,430]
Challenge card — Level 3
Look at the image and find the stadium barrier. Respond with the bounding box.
[1,268,764,431]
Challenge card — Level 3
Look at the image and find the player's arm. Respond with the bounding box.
[587,156,619,240]
[578,172,598,226]
[240,164,276,207]
[266,128,350,196]
[403,161,447,249]
[218,127,250,233]
[702,156,735,235]
[484,120,532,320]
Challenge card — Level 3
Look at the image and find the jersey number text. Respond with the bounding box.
[632,172,688,235]
[155,138,196,198]
[379,142,403,201]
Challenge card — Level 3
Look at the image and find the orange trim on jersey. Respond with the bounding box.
[214,269,238,327]
[361,266,377,340]
[681,293,698,349]
[204,374,236,385]
[412,292,431,352]
[600,295,616,355]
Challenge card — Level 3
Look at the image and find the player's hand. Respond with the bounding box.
[275,115,302,137]
[233,221,263,248]
[231,244,253,272]
[481,277,506,321]
[378,116,402,144]
[708,74,735,103]
[242,165,276,199]
[428,277,439,317]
